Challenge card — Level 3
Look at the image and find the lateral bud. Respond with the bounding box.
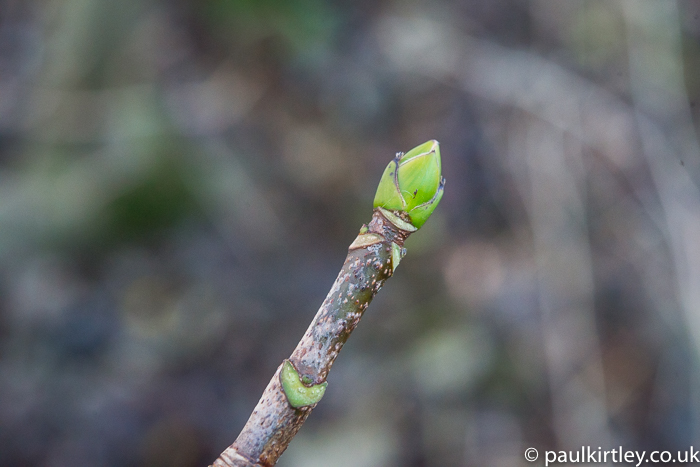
[280,360,327,409]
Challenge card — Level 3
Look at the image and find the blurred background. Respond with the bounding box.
[2,0,700,466]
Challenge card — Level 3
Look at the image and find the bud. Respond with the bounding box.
[280,360,327,408]
[373,140,445,229]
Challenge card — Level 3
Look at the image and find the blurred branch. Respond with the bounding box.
[622,0,700,442]
[380,7,700,448]
[508,115,611,448]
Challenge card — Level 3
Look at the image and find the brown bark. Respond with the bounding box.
[210,209,413,467]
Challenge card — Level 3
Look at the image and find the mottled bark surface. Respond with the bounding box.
[210,209,412,467]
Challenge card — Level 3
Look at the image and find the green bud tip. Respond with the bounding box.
[280,360,327,408]
[373,140,445,229]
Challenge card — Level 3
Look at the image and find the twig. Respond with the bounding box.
[210,140,445,467]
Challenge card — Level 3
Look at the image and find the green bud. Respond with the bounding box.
[373,140,445,229]
[280,360,327,408]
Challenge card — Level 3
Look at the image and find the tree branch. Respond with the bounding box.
[210,141,444,467]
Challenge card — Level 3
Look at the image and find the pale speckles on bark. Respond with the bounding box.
[210,209,415,467]
[214,364,314,467]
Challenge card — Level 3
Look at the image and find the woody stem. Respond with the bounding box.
[210,209,413,467]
